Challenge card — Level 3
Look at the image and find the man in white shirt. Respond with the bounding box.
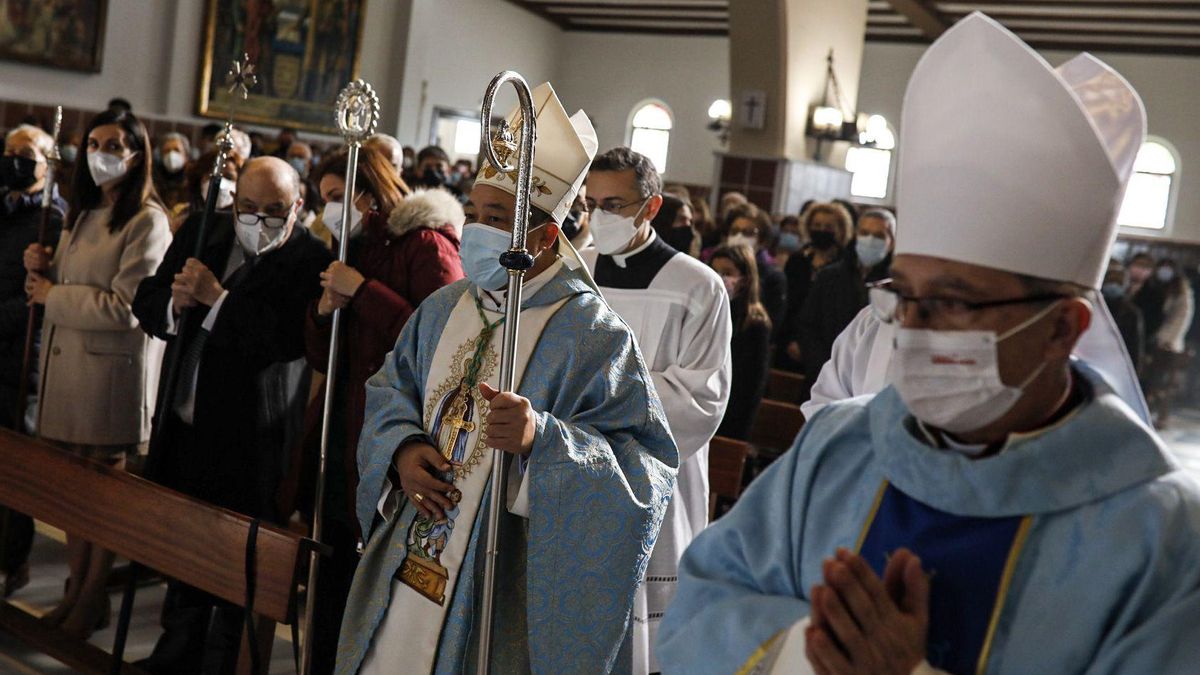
[582,147,732,674]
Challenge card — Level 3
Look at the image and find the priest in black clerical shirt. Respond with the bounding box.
[131,156,331,674]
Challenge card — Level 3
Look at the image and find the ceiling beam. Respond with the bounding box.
[884,0,950,38]
[866,31,1200,56]
[502,0,571,29]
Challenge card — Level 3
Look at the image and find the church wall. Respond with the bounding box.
[553,32,731,188]
[391,0,563,148]
[0,0,410,142]
[0,1,1194,238]
[857,41,1200,242]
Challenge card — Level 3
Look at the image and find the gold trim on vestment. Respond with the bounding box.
[735,630,783,675]
[975,515,1034,675]
[854,480,891,553]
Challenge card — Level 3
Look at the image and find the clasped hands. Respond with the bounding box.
[23,244,54,305]
[394,382,536,521]
[317,261,365,316]
[172,258,224,314]
[805,547,930,675]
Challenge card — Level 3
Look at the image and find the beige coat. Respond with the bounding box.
[37,204,171,446]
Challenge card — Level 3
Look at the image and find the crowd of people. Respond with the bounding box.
[0,91,810,672]
[1,13,1200,674]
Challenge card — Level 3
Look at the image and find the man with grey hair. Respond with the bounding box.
[582,146,732,674]
[364,133,405,177]
[794,206,896,389]
[132,156,332,674]
[1,123,66,596]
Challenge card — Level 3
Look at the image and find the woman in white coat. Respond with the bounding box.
[24,109,170,639]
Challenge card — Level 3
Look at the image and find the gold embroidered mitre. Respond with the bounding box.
[474,82,599,225]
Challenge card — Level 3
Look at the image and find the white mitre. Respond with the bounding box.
[474,82,599,225]
[895,13,1146,289]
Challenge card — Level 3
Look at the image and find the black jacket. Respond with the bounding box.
[1105,293,1145,372]
[796,254,891,391]
[132,211,332,518]
[717,308,771,441]
[758,250,787,341]
[779,246,843,350]
[0,188,64,428]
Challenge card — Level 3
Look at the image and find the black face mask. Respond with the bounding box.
[0,155,39,191]
[418,167,451,188]
[809,230,837,250]
[561,208,583,240]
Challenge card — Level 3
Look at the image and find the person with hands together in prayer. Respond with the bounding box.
[806,548,930,675]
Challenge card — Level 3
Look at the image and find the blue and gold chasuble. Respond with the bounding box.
[337,269,678,675]
[658,366,1200,675]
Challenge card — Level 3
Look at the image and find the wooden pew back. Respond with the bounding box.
[709,436,752,519]
[765,369,807,404]
[749,399,806,455]
[0,429,306,623]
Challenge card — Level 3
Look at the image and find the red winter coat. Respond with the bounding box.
[286,189,465,531]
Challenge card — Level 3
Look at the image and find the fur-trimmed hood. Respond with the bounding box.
[386,187,465,239]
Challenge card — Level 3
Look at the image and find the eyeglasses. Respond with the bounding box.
[868,279,1068,325]
[235,208,292,231]
[584,197,648,216]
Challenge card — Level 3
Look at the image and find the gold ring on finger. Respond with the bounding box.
[412,492,425,503]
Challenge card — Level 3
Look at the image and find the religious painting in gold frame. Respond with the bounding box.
[0,0,108,73]
[196,0,367,134]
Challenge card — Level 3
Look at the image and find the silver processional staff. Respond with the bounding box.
[300,78,380,675]
[477,70,538,675]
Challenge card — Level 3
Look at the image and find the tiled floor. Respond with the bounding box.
[3,411,1200,674]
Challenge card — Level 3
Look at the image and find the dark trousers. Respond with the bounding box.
[310,519,360,675]
[0,508,33,574]
[142,580,243,675]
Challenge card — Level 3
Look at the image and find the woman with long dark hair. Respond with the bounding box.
[710,243,772,441]
[294,147,464,673]
[651,193,700,257]
[23,108,170,638]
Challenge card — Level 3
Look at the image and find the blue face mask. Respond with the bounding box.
[855,235,890,268]
[287,157,309,178]
[777,231,802,253]
[1102,282,1126,299]
[460,222,523,291]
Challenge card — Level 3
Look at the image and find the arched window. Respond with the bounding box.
[629,101,673,174]
[845,115,895,200]
[1118,139,1179,230]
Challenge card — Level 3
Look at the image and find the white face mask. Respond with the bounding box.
[887,301,1060,434]
[322,201,363,241]
[589,200,647,255]
[217,177,236,210]
[235,209,292,256]
[162,150,186,173]
[727,233,757,250]
[87,150,131,187]
[202,177,237,210]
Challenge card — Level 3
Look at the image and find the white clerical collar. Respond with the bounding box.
[611,228,657,268]
[914,391,1085,459]
[479,259,564,313]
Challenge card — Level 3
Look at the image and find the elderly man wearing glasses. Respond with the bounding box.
[657,14,1200,675]
[131,156,332,674]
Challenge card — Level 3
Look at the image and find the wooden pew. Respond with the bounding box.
[765,369,807,404]
[0,428,315,674]
[749,399,806,455]
[709,436,752,520]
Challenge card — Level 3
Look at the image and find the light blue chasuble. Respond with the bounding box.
[337,268,678,675]
[658,365,1200,675]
